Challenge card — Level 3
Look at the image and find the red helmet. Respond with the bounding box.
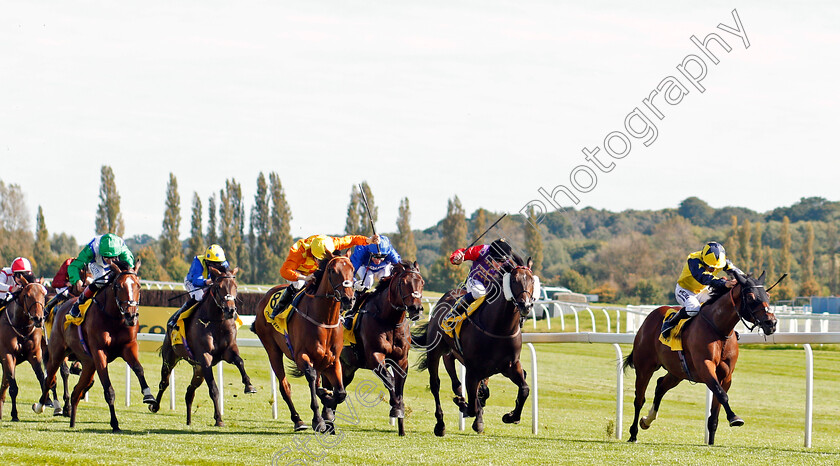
[11,257,32,273]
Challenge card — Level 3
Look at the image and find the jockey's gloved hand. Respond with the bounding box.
[353,281,366,292]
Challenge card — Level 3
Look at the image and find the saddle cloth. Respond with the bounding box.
[171,301,243,346]
[442,295,487,340]
[659,307,690,351]
[263,289,304,335]
[64,297,95,330]
[343,313,361,346]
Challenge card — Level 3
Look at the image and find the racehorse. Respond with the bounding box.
[252,251,355,433]
[325,260,424,436]
[414,257,535,436]
[623,271,779,444]
[149,266,256,426]
[0,278,47,421]
[33,260,155,432]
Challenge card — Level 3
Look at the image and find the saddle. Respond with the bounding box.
[263,288,305,335]
[659,307,691,351]
[64,295,97,330]
[441,295,487,355]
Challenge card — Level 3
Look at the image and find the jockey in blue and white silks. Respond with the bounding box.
[350,235,401,292]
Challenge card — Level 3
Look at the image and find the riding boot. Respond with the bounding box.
[68,296,87,319]
[661,307,690,338]
[343,290,366,330]
[454,294,477,316]
[270,286,297,319]
[168,297,198,331]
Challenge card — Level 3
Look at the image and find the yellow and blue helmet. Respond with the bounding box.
[700,242,727,269]
[205,244,226,263]
[310,235,336,260]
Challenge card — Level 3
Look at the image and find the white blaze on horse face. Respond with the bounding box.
[411,291,422,299]
[342,280,353,288]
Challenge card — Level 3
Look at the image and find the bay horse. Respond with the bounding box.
[34,260,155,432]
[324,260,424,436]
[252,251,355,433]
[149,266,256,426]
[413,257,535,436]
[623,271,779,444]
[0,278,48,420]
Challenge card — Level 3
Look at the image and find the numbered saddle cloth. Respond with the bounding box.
[442,295,487,340]
[171,301,243,346]
[659,307,691,351]
[263,288,304,335]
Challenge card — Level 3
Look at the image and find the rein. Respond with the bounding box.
[5,302,36,340]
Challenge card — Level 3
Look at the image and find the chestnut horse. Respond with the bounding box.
[149,266,256,426]
[252,251,354,433]
[34,260,155,432]
[414,258,535,436]
[623,271,779,444]
[325,260,424,436]
[0,279,48,420]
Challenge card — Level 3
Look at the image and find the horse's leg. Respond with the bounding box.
[464,371,484,433]
[34,347,62,413]
[707,370,735,445]
[184,365,204,426]
[198,354,224,427]
[266,344,306,431]
[698,360,743,428]
[92,350,120,432]
[150,344,177,414]
[628,359,655,443]
[442,353,467,412]
[59,361,70,416]
[426,349,447,437]
[122,343,155,405]
[68,363,95,429]
[0,355,14,421]
[299,355,327,433]
[27,353,48,420]
[501,360,530,425]
[224,346,256,394]
[391,357,409,436]
[640,372,682,430]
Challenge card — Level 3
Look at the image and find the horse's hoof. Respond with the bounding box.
[215,421,225,427]
[142,394,156,405]
[502,412,520,424]
[472,420,484,434]
[53,406,63,416]
[729,416,744,427]
[32,403,44,414]
[293,421,309,432]
[627,437,637,443]
[149,403,159,413]
[434,423,446,437]
[11,416,19,422]
[244,385,257,394]
[640,417,650,430]
[112,427,122,434]
[314,420,327,433]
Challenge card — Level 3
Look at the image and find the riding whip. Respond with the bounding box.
[466,213,507,250]
[358,183,380,254]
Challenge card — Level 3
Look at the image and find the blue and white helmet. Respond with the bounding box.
[372,235,392,258]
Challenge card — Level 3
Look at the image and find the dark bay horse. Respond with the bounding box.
[414,258,535,436]
[623,271,779,444]
[34,260,156,432]
[149,266,256,426]
[0,279,48,420]
[326,260,424,436]
[252,251,355,433]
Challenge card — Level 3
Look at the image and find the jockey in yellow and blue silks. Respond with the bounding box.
[167,244,230,331]
[661,242,742,337]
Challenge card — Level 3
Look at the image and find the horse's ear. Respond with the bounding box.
[757,270,766,285]
[111,261,125,274]
[231,267,240,276]
[733,271,746,285]
[527,256,533,269]
[208,266,221,277]
[133,260,142,275]
[413,260,419,270]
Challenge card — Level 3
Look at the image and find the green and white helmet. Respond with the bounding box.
[99,233,126,258]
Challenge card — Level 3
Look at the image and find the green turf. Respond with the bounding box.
[1,334,839,465]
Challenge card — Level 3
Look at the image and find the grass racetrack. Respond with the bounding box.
[2,327,840,465]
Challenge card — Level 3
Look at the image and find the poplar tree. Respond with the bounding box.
[228,178,248,276]
[799,222,819,296]
[160,173,182,264]
[739,219,752,272]
[777,216,794,300]
[727,216,738,264]
[252,172,278,283]
[471,208,488,240]
[34,206,54,275]
[188,193,203,258]
[751,222,763,273]
[428,196,469,291]
[345,182,377,236]
[94,165,124,235]
[269,172,293,259]
[828,224,839,295]
[219,188,235,265]
[525,206,544,275]
[345,186,361,235]
[206,194,217,245]
[393,197,417,261]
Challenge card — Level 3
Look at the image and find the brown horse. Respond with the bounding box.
[149,266,256,426]
[623,271,779,444]
[414,258,535,436]
[325,260,424,436]
[0,279,48,421]
[34,260,155,432]
[252,251,355,433]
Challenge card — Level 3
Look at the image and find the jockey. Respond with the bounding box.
[68,233,135,318]
[449,238,513,314]
[269,233,379,319]
[167,244,230,331]
[344,234,401,329]
[661,241,742,337]
[0,257,35,303]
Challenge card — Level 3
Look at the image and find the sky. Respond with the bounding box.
[2,1,838,243]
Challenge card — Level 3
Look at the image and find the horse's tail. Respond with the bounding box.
[286,360,304,378]
[250,319,256,334]
[622,350,634,374]
[412,321,431,372]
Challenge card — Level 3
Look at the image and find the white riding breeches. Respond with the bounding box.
[355,264,393,290]
[184,279,205,301]
[675,285,712,316]
[466,278,487,300]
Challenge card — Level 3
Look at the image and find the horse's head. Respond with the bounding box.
[208,266,239,320]
[319,251,355,311]
[111,260,142,327]
[732,271,777,336]
[502,257,538,318]
[388,261,425,321]
[18,277,47,329]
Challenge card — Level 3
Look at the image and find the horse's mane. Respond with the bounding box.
[112,260,133,273]
[372,260,419,293]
[702,282,732,307]
[310,250,345,291]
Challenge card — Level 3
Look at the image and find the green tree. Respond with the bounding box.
[799,222,817,295]
[269,172,293,260]
[765,245,776,285]
[739,219,752,272]
[471,208,489,240]
[393,197,417,261]
[188,193,203,259]
[525,206,544,275]
[228,179,248,277]
[33,206,56,275]
[206,193,217,245]
[559,269,592,293]
[251,172,279,284]
[777,216,795,300]
[160,173,182,266]
[751,222,763,273]
[633,279,662,304]
[430,196,468,291]
[727,215,739,264]
[345,182,378,236]
[0,180,33,266]
[135,245,170,281]
[94,165,124,235]
[678,197,713,225]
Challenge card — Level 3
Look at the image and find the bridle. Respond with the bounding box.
[728,281,772,332]
[5,283,47,339]
[108,270,140,324]
[207,273,237,318]
[306,257,354,302]
[388,269,424,314]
